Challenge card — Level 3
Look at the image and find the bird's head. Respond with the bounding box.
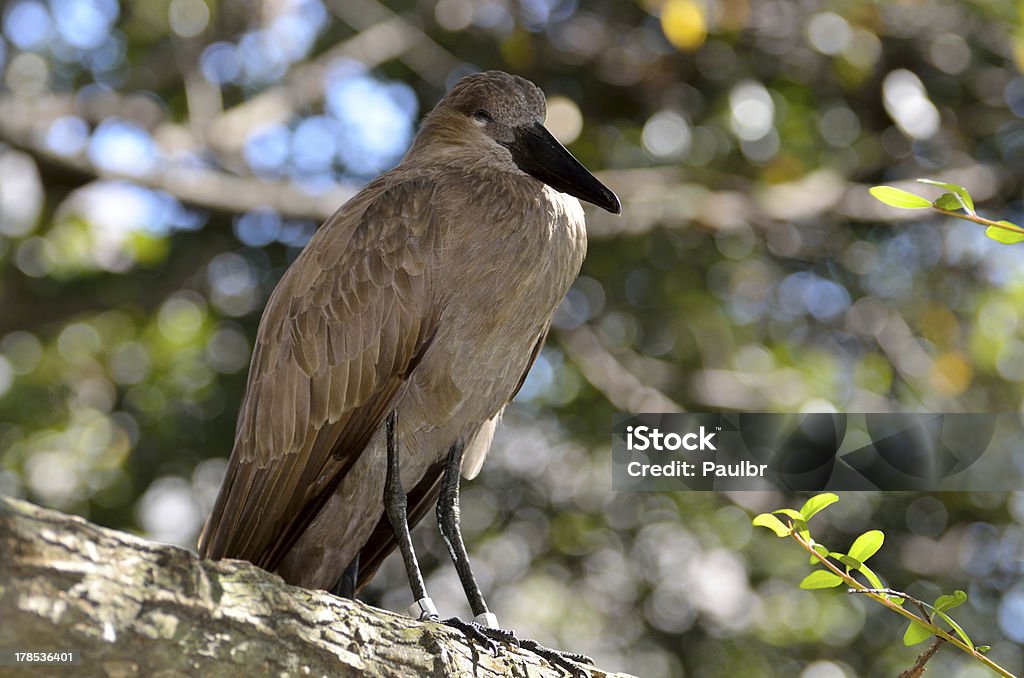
[415,70,621,215]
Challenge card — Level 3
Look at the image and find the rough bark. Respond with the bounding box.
[0,497,633,678]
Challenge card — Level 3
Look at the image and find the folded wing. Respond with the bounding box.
[199,179,442,572]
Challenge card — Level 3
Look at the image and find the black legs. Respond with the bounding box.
[383,410,437,619]
[434,440,516,653]
[432,438,592,674]
[382,411,488,622]
[382,412,592,674]
[436,440,492,622]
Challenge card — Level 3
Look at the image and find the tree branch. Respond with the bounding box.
[0,496,633,678]
[557,324,683,413]
[2,92,1004,239]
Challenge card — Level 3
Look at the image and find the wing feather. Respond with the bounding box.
[198,179,442,571]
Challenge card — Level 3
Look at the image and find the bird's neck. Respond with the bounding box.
[403,113,510,172]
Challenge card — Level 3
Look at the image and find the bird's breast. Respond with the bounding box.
[454,188,581,338]
[443,181,586,308]
[400,178,586,444]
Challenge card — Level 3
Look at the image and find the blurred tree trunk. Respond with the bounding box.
[0,497,631,678]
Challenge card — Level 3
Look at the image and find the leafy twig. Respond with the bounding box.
[898,638,946,678]
[753,494,1015,677]
[869,179,1024,245]
[850,588,930,622]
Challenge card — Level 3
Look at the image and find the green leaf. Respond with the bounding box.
[835,554,861,569]
[773,508,804,521]
[809,544,829,565]
[799,570,844,589]
[977,645,991,653]
[799,493,839,521]
[752,513,791,537]
[869,186,932,209]
[848,530,884,563]
[933,193,962,211]
[769,509,809,542]
[936,611,973,648]
[903,620,933,646]
[917,178,975,212]
[934,590,967,613]
[985,223,1024,244]
[858,562,884,591]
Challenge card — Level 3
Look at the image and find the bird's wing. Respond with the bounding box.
[507,322,550,402]
[199,178,442,571]
[353,323,552,591]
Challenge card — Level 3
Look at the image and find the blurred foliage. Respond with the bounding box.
[1,0,1023,676]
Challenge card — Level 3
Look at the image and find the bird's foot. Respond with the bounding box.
[409,600,511,655]
[411,601,591,675]
[442,614,593,676]
[517,637,594,676]
[438,616,517,655]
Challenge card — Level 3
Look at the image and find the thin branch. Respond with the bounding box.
[556,324,683,412]
[898,638,946,678]
[849,588,931,622]
[208,1,460,159]
[0,101,356,221]
[932,207,1024,235]
[321,0,460,86]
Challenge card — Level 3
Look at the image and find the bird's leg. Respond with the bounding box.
[382,410,438,621]
[437,440,499,625]
[434,440,512,653]
[436,442,593,674]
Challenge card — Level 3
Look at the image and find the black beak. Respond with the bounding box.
[504,122,621,214]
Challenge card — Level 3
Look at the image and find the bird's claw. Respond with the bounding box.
[436,616,592,676]
[439,616,513,655]
[518,637,594,676]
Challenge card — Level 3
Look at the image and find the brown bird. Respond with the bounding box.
[199,70,620,667]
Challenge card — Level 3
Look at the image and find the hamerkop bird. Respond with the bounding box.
[199,70,620,667]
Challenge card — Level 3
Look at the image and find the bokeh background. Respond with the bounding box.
[1,0,1023,675]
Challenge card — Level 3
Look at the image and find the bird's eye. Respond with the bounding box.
[473,109,494,123]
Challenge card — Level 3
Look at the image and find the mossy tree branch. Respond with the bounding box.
[0,497,632,678]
